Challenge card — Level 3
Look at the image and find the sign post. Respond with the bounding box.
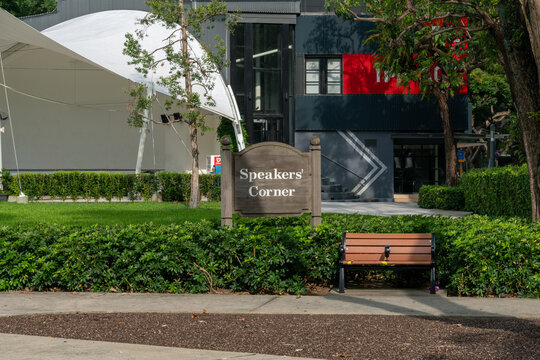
[458,149,465,177]
[221,136,321,227]
[221,137,234,227]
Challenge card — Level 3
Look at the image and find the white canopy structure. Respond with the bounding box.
[0,8,243,175]
[42,10,237,120]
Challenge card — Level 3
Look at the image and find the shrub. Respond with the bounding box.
[0,168,12,194]
[435,215,540,297]
[418,185,465,210]
[5,171,221,202]
[0,215,537,297]
[460,165,530,217]
[216,117,248,152]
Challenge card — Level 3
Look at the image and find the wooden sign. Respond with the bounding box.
[221,136,321,227]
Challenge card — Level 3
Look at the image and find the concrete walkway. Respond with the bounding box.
[1,290,539,359]
[322,201,471,217]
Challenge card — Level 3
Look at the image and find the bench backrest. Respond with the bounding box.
[341,233,435,265]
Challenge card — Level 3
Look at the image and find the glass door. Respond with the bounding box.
[230,23,294,144]
[393,143,445,193]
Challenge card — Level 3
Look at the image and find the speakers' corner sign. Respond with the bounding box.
[220,136,321,227]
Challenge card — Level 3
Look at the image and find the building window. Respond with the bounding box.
[305,57,342,95]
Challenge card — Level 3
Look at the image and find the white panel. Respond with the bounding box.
[306,84,319,94]
[305,59,319,70]
[327,84,341,94]
[305,71,319,82]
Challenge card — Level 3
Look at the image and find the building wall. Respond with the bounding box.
[296,131,394,201]
[294,15,469,133]
[294,14,470,199]
[22,0,150,31]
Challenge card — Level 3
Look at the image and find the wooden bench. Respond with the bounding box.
[339,233,436,294]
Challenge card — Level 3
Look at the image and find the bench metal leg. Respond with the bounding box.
[339,266,345,293]
[430,266,436,294]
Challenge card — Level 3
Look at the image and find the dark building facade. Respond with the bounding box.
[226,1,469,201]
[23,0,470,201]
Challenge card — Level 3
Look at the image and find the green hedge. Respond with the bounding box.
[418,165,531,217]
[0,215,538,297]
[460,165,530,217]
[418,185,465,210]
[435,216,540,297]
[4,171,220,202]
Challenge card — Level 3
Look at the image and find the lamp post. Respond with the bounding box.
[488,124,495,168]
[135,83,154,175]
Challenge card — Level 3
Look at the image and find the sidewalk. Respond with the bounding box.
[321,201,471,217]
[1,290,539,359]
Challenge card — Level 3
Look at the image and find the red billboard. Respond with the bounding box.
[343,54,467,95]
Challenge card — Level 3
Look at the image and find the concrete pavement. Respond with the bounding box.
[0,333,292,360]
[1,290,539,360]
[321,201,471,217]
[2,290,540,318]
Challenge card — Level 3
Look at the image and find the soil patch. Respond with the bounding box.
[0,313,538,359]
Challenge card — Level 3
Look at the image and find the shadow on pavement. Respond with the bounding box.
[325,289,540,342]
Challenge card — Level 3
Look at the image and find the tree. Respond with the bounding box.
[123,0,236,209]
[470,0,540,220]
[327,0,477,186]
[0,0,56,17]
[519,0,540,88]
[328,0,540,220]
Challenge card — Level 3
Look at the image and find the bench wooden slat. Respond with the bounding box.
[345,239,431,246]
[344,246,431,254]
[345,233,432,239]
[344,253,431,264]
[342,260,431,265]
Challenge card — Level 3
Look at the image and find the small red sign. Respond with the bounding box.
[214,156,221,166]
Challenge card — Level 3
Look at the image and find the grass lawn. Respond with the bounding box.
[0,202,221,226]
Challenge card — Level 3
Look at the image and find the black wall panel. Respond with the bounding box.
[295,94,469,131]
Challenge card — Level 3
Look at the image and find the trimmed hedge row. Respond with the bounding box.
[418,165,531,217]
[460,165,530,217]
[418,185,465,210]
[1,214,538,297]
[2,171,220,202]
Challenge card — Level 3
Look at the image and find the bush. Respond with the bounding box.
[0,222,338,294]
[435,215,540,297]
[5,171,221,202]
[0,215,538,297]
[461,165,530,217]
[216,117,248,152]
[418,185,465,210]
[0,168,12,194]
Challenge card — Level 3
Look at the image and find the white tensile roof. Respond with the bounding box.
[0,8,236,120]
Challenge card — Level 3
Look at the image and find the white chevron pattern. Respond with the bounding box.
[337,130,388,196]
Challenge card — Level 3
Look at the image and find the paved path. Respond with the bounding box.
[1,290,539,360]
[1,290,539,318]
[322,201,471,217]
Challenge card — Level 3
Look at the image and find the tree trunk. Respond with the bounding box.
[433,87,458,186]
[496,1,540,220]
[189,122,200,208]
[180,0,200,209]
[520,0,540,88]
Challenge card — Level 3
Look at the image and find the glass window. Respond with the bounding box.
[305,59,320,94]
[305,57,341,95]
[253,24,282,114]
